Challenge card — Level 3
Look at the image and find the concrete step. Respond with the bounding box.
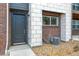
[7,44,35,56]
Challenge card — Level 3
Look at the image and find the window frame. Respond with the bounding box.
[51,16,59,26]
[43,16,51,26]
[43,15,59,26]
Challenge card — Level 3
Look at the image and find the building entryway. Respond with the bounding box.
[11,11,27,45]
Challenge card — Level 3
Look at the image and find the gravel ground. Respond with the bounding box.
[32,40,79,56]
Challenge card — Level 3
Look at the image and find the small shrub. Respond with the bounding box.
[73,45,79,52]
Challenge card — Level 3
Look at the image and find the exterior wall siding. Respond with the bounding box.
[0,3,7,55]
[29,3,72,47]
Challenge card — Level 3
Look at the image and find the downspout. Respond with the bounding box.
[5,3,9,55]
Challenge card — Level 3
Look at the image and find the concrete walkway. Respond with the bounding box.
[8,44,35,56]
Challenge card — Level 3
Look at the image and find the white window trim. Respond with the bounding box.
[51,16,59,26]
[43,15,59,26]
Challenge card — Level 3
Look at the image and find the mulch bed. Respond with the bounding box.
[32,40,79,56]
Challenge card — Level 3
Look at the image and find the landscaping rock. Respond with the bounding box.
[32,40,79,56]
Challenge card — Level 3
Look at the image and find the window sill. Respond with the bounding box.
[43,25,58,27]
[72,29,79,30]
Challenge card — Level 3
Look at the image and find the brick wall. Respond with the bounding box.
[42,10,61,16]
[72,13,79,35]
[72,30,79,35]
[42,26,60,43]
[72,13,79,19]
[0,3,7,55]
[42,11,61,43]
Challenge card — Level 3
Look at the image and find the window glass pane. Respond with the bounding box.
[77,25,79,29]
[72,20,76,25]
[51,17,57,25]
[43,16,50,25]
[76,21,79,25]
[72,25,76,29]
[72,5,75,10]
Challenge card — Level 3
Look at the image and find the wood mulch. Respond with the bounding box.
[32,40,79,56]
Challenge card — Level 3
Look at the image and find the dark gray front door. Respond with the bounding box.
[12,13,26,44]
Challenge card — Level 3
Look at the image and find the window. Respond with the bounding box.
[72,4,79,10]
[43,16,50,25]
[51,16,58,26]
[72,20,79,29]
[43,16,59,26]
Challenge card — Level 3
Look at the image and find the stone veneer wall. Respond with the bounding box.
[0,3,7,55]
[28,3,72,47]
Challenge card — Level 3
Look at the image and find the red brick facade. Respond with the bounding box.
[72,13,79,35]
[0,3,7,55]
[42,26,60,43]
[42,11,61,43]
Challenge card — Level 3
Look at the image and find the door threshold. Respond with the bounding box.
[13,42,26,46]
